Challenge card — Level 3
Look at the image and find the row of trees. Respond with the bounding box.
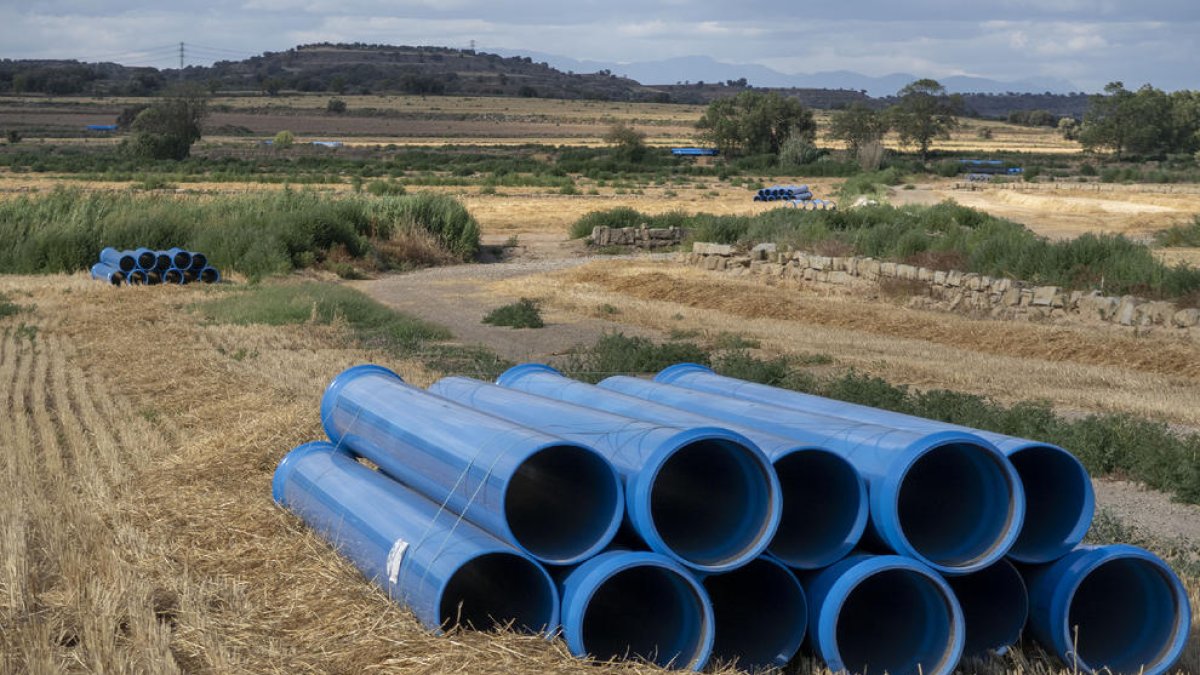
[1078,82,1200,158]
[697,79,962,165]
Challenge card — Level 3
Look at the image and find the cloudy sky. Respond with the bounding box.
[0,0,1196,92]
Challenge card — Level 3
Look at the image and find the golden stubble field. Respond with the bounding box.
[2,273,1196,675]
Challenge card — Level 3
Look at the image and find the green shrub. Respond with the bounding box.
[482,298,545,329]
[568,206,644,239]
[366,180,407,196]
[1154,218,1200,247]
[559,333,710,383]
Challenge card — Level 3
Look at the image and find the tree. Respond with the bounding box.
[829,103,889,156]
[273,130,294,149]
[696,90,815,156]
[1078,82,1181,158]
[888,79,962,160]
[326,97,347,114]
[603,122,648,162]
[127,86,208,161]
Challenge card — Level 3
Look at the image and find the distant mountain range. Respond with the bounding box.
[489,49,1084,97]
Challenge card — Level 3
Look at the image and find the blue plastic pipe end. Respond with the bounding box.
[626,425,782,573]
[806,555,965,675]
[771,447,869,569]
[133,247,157,271]
[154,253,171,272]
[945,559,1028,659]
[560,550,715,671]
[189,252,209,271]
[701,556,807,670]
[1005,444,1096,563]
[874,431,1025,575]
[272,440,339,505]
[495,362,563,387]
[1025,545,1191,675]
[320,363,405,442]
[198,267,221,284]
[167,247,192,270]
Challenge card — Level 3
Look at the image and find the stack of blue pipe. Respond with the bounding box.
[753,185,836,210]
[273,362,1192,674]
[91,247,221,286]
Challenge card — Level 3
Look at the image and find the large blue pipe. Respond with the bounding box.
[90,262,126,286]
[273,441,560,634]
[494,364,866,569]
[165,247,192,270]
[99,247,137,273]
[132,247,158,271]
[152,252,172,272]
[596,374,1024,575]
[321,365,624,566]
[188,251,209,271]
[560,550,714,670]
[427,376,781,573]
[697,556,807,670]
[655,364,1093,564]
[805,554,965,675]
[162,269,185,285]
[1024,545,1191,675]
[198,267,221,284]
[126,269,148,285]
[945,559,1027,658]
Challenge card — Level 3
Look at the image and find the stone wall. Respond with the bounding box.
[685,243,1200,330]
[590,226,687,249]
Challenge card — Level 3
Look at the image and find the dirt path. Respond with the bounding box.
[1094,478,1200,545]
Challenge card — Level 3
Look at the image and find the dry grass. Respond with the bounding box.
[0,272,1196,673]
[495,261,1200,427]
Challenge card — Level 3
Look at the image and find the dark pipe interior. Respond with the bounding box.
[145,272,162,286]
[581,565,706,668]
[172,251,191,269]
[1069,558,1181,672]
[190,253,208,270]
[897,443,1012,567]
[947,562,1027,656]
[439,552,554,634]
[650,438,772,567]
[154,253,171,272]
[136,251,157,269]
[117,255,136,273]
[835,569,955,675]
[1008,446,1089,560]
[705,559,805,670]
[199,268,219,283]
[164,270,183,284]
[128,271,147,285]
[505,445,619,562]
[771,450,861,567]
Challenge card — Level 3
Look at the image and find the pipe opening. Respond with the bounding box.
[650,438,774,567]
[107,273,124,286]
[136,251,157,270]
[171,251,192,269]
[897,443,1014,567]
[128,271,147,285]
[116,255,136,273]
[835,569,957,675]
[154,253,171,271]
[438,552,555,634]
[1068,558,1183,673]
[705,558,806,670]
[771,450,863,568]
[1007,446,1092,562]
[505,445,621,564]
[145,272,162,286]
[199,268,220,284]
[947,561,1027,657]
[581,564,708,668]
[190,253,208,270]
[164,270,183,284]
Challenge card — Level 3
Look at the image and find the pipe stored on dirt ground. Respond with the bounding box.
[198,267,221,284]
[153,252,172,272]
[99,247,137,273]
[166,247,192,270]
[599,373,1024,575]
[655,364,1093,564]
[127,270,148,285]
[89,263,125,286]
[273,441,559,634]
[132,247,158,271]
[321,365,623,566]
[1023,544,1191,675]
[188,252,208,271]
[697,556,807,670]
[428,375,781,573]
[162,269,185,284]
[944,559,1027,658]
[560,550,714,671]
[495,364,866,570]
[805,554,964,675]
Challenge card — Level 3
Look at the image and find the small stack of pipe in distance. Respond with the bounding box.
[753,184,836,210]
[91,247,221,286]
[274,362,1192,674]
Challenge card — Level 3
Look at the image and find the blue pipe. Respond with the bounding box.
[805,554,964,675]
[655,364,1092,564]
[273,441,559,634]
[127,270,148,285]
[560,550,714,670]
[427,376,781,573]
[321,365,624,566]
[1024,545,1191,675]
[99,247,137,273]
[188,251,208,271]
[144,270,162,286]
[162,269,185,285]
[945,559,1027,658]
[198,267,221,284]
[496,364,865,569]
[153,252,172,272]
[697,556,807,670]
[166,247,192,270]
[90,262,125,286]
[132,247,158,271]
[597,374,1024,575]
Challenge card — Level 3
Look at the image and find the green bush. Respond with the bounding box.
[482,298,545,329]
[559,333,710,383]
[366,180,407,196]
[1154,217,1200,247]
[0,188,480,279]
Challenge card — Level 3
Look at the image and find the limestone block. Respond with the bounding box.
[1030,286,1061,307]
[1172,308,1200,328]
